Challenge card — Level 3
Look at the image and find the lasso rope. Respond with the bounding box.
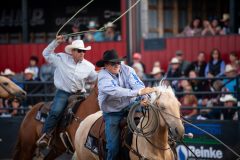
[127,101,159,137]
[151,103,240,159]
[56,0,95,37]
[58,0,142,38]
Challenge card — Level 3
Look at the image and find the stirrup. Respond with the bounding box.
[36,133,52,148]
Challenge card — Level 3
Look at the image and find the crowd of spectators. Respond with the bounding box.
[67,20,121,43]
[130,49,240,121]
[0,48,239,120]
[178,13,231,37]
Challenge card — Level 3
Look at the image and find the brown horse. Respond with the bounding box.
[13,85,100,160]
[74,84,185,160]
[0,76,26,99]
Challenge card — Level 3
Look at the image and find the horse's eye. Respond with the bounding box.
[3,82,8,86]
[160,106,166,110]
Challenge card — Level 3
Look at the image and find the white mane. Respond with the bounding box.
[150,79,176,103]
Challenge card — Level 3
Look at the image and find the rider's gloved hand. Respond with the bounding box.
[138,87,156,96]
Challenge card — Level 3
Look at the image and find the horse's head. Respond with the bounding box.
[150,84,184,141]
[0,76,26,99]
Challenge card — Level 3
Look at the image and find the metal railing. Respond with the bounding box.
[0,76,239,120]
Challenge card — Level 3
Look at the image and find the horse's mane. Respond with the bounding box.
[150,80,176,103]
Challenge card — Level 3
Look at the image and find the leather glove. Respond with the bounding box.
[138,87,156,96]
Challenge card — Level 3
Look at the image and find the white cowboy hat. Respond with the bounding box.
[104,22,116,28]
[220,94,237,103]
[1,68,15,76]
[170,57,180,64]
[88,20,98,29]
[24,68,35,75]
[225,64,236,73]
[65,40,91,54]
[150,67,164,75]
[221,13,230,22]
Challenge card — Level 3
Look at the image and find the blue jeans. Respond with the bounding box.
[42,89,71,134]
[103,110,127,160]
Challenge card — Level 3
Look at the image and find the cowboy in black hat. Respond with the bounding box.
[96,49,156,160]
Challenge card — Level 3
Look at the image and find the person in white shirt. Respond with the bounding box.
[37,36,97,148]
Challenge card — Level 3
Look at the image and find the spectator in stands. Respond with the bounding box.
[23,68,40,107]
[149,62,164,86]
[219,13,230,35]
[166,57,182,91]
[132,52,146,72]
[26,55,40,80]
[84,20,104,42]
[166,57,182,78]
[132,62,146,80]
[219,94,238,120]
[39,60,56,81]
[104,22,121,41]
[211,18,221,35]
[179,17,202,37]
[67,24,83,43]
[228,51,240,74]
[222,64,237,93]
[180,85,198,119]
[186,51,207,77]
[37,36,97,148]
[175,50,190,76]
[1,68,24,88]
[201,20,215,36]
[188,70,207,99]
[7,98,22,116]
[205,48,225,78]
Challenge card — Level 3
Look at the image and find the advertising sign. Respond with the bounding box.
[176,121,240,160]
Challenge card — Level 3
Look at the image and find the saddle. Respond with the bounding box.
[85,112,142,160]
[35,93,86,153]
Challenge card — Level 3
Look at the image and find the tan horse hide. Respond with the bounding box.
[85,113,142,160]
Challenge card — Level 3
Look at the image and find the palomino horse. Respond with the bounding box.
[13,85,100,160]
[0,76,26,99]
[74,84,185,160]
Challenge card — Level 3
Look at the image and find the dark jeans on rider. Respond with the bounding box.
[103,103,133,160]
[42,89,71,134]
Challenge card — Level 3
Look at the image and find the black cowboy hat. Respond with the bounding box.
[96,49,124,67]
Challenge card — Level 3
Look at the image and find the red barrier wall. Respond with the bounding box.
[141,35,240,73]
[0,35,240,74]
[0,41,127,73]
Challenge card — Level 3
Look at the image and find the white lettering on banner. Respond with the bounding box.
[189,146,223,159]
[30,9,45,26]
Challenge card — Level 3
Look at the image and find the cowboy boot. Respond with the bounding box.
[36,133,52,148]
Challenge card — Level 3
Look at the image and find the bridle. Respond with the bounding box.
[126,92,180,160]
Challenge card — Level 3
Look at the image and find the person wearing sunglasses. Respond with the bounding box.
[37,36,97,148]
[96,49,156,160]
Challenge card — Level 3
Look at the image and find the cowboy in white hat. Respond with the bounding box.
[222,64,237,92]
[37,36,97,148]
[84,20,104,42]
[104,22,121,41]
[24,68,35,80]
[220,94,238,120]
[1,68,15,76]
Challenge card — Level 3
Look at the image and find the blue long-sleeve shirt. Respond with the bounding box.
[98,64,145,113]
